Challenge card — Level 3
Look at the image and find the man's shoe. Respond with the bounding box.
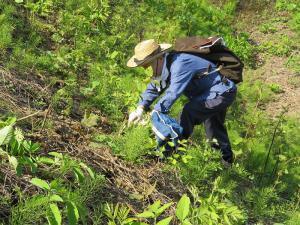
[221,158,233,168]
[221,153,234,168]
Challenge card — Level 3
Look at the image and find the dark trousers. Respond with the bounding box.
[179,90,236,162]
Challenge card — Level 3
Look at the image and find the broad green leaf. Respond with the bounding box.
[148,200,161,213]
[47,216,56,225]
[110,51,118,59]
[9,139,19,155]
[23,141,40,153]
[16,164,23,176]
[173,154,180,159]
[182,219,193,225]
[156,202,173,217]
[38,156,55,165]
[167,141,175,147]
[49,203,62,225]
[175,194,190,221]
[76,204,88,225]
[5,117,17,126]
[122,217,137,224]
[8,156,18,170]
[30,143,40,152]
[15,0,24,3]
[177,147,186,152]
[29,162,38,173]
[79,162,95,179]
[30,177,50,190]
[73,167,85,183]
[170,158,177,165]
[156,216,173,225]
[224,214,232,225]
[233,137,243,146]
[182,156,188,164]
[81,112,99,127]
[0,125,14,146]
[136,211,155,218]
[22,140,31,151]
[67,201,79,225]
[91,80,101,89]
[50,194,64,202]
[48,152,63,158]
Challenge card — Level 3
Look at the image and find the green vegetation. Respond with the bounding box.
[0,0,299,224]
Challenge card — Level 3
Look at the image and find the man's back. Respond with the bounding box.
[167,53,236,101]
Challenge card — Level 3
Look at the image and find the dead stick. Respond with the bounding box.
[259,108,287,185]
[17,111,43,121]
[40,104,52,132]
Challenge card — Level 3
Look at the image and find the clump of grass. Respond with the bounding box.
[114,125,154,162]
[10,195,49,225]
[269,83,284,94]
[259,22,277,34]
[286,54,300,74]
[92,125,154,162]
[258,34,294,57]
[179,143,222,186]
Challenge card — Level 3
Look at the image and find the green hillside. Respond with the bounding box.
[0,0,300,224]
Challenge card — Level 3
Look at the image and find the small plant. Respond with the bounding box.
[275,0,299,12]
[259,23,277,34]
[179,142,222,185]
[104,203,135,225]
[37,151,95,184]
[0,117,40,175]
[286,54,300,74]
[30,177,88,225]
[135,200,173,225]
[175,194,192,225]
[269,83,284,94]
[187,182,246,225]
[114,125,154,162]
[104,200,173,225]
[166,140,193,166]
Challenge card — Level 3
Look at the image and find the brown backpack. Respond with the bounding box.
[171,36,244,84]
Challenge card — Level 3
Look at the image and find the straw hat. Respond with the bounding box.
[127,39,172,68]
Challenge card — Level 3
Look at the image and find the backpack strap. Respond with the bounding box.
[166,51,176,71]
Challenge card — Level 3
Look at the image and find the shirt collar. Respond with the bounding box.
[152,53,169,81]
[151,53,170,91]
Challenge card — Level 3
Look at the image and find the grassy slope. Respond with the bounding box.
[235,1,300,119]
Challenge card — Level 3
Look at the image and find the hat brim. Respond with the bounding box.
[127,43,172,68]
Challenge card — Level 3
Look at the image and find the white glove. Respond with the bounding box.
[128,106,144,125]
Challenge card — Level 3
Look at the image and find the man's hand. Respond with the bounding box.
[128,106,144,125]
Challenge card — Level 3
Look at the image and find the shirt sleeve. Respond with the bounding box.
[154,61,194,113]
[138,81,161,110]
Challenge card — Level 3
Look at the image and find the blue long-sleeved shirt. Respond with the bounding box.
[138,53,236,113]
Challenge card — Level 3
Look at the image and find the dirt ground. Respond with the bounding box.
[0,67,186,222]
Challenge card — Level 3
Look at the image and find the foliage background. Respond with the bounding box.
[0,0,300,224]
